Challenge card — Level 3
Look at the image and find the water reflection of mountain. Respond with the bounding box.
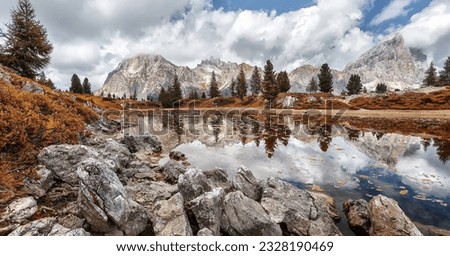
[153,111,450,164]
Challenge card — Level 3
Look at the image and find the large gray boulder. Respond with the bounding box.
[8,218,90,236]
[221,191,282,236]
[2,197,37,222]
[261,177,341,236]
[77,158,148,235]
[152,193,193,236]
[162,160,187,184]
[343,199,371,235]
[190,188,225,235]
[23,167,55,198]
[178,168,231,202]
[232,166,262,201]
[38,145,101,185]
[121,135,162,154]
[97,139,132,170]
[368,195,422,236]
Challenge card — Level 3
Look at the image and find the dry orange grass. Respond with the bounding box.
[0,67,98,200]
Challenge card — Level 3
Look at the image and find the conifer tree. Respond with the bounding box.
[236,67,247,99]
[0,0,53,78]
[318,63,333,93]
[69,74,82,93]
[201,92,206,99]
[171,75,182,103]
[230,79,237,97]
[209,71,220,98]
[423,62,438,87]
[307,77,318,93]
[277,71,290,93]
[250,66,262,95]
[262,60,278,108]
[439,57,450,86]
[376,83,388,93]
[82,77,92,94]
[346,74,363,95]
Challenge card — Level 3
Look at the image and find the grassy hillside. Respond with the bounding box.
[0,66,98,200]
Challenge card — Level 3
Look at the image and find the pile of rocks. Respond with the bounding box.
[0,131,425,236]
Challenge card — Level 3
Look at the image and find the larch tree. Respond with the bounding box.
[277,71,291,93]
[236,67,247,99]
[262,60,278,108]
[209,71,221,98]
[70,74,82,94]
[439,57,450,86]
[0,0,53,78]
[82,77,92,94]
[423,62,438,87]
[307,77,318,93]
[250,66,262,95]
[346,74,363,95]
[318,63,333,93]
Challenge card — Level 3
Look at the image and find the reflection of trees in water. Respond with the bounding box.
[422,138,432,152]
[433,138,450,164]
[372,131,384,140]
[259,115,291,158]
[317,125,332,152]
[207,114,223,143]
[346,128,361,141]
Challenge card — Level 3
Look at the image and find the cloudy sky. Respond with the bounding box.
[0,0,449,90]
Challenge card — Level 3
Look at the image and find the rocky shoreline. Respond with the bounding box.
[0,121,439,236]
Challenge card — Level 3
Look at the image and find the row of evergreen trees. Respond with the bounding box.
[423,57,450,87]
[69,74,92,94]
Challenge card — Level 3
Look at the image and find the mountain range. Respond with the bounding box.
[97,34,427,99]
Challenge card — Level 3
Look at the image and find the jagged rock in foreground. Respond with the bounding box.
[190,188,225,235]
[152,193,193,236]
[343,199,371,235]
[344,195,423,236]
[77,158,148,235]
[261,177,342,236]
[221,191,282,236]
[8,218,89,236]
[232,166,262,201]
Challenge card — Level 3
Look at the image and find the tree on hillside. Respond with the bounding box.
[277,71,290,93]
[346,74,363,95]
[423,62,438,87]
[209,71,221,98]
[171,74,183,103]
[69,74,83,94]
[201,92,206,99]
[159,87,171,107]
[236,67,247,99]
[318,63,333,93]
[439,57,450,86]
[262,60,278,108]
[230,79,237,97]
[0,0,53,78]
[82,77,92,94]
[375,83,388,93]
[307,77,318,93]
[37,71,55,90]
[250,66,262,95]
[188,89,199,99]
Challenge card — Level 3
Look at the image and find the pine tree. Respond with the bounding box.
[69,74,82,93]
[376,83,388,93]
[423,62,438,87]
[188,89,199,99]
[307,77,318,93]
[318,63,333,93]
[172,75,182,102]
[46,78,55,90]
[107,93,112,99]
[0,0,53,78]
[230,79,237,97]
[346,74,363,95]
[159,87,171,107]
[209,71,221,98]
[262,60,278,108]
[277,71,290,93]
[201,92,206,99]
[82,77,92,94]
[439,57,450,86]
[236,67,247,99]
[250,66,262,95]
[132,90,137,100]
